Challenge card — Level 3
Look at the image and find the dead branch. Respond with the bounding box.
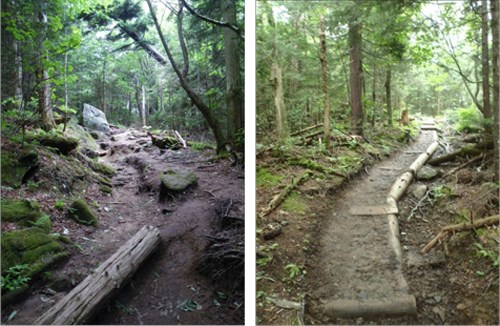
[421,215,499,254]
[258,171,310,219]
[441,154,485,178]
[407,188,433,221]
[291,123,323,137]
[173,130,187,148]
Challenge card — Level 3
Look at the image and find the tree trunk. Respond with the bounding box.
[385,67,392,126]
[127,93,132,115]
[101,56,107,115]
[36,10,55,130]
[14,40,23,107]
[272,63,288,142]
[349,18,363,136]
[146,0,226,153]
[141,84,146,126]
[481,0,492,124]
[35,226,161,325]
[224,0,244,148]
[491,0,499,180]
[319,16,330,146]
[371,69,376,126]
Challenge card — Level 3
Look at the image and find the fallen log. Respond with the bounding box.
[35,225,161,325]
[321,295,417,318]
[421,215,499,254]
[291,123,323,137]
[147,131,182,150]
[173,130,187,148]
[428,142,491,166]
[258,171,310,219]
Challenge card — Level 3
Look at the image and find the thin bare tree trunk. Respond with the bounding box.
[385,67,392,126]
[481,0,492,123]
[319,16,330,146]
[272,63,287,142]
[141,85,146,126]
[36,10,55,130]
[491,0,499,180]
[349,17,363,136]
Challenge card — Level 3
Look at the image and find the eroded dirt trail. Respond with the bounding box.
[7,128,244,325]
[307,126,437,323]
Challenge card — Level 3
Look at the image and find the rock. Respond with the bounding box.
[411,184,428,199]
[417,166,438,180]
[432,306,445,322]
[89,131,100,140]
[100,143,110,150]
[1,146,39,188]
[1,199,43,225]
[68,199,99,226]
[83,103,110,133]
[90,161,115,177]
[1,228,69,293]
[262,222,282,240]
[33,134,79,154]
[160,168,197,200]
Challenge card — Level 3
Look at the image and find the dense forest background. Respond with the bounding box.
[256,0,499,174]
[1,0,244,152]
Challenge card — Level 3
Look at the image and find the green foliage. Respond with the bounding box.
[1,264,31,292]
[29,215,52,233]
[26,181,40,192]
[54,200,65,210]
[282,192,308,214]
[284,263,305,280]
[455,107,485,133]
[474,243,499,268]
[256,168,284,188]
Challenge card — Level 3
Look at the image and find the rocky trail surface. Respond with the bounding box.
[306,121,438,324]
[5,127,244,325]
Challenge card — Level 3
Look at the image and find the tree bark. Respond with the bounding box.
[349,17,363,136]
[272,63,288,142]
[35,226,161,325]
[481,0,492,123]
[224,0,244,148]
[141,84,146,126]
[36,10,55,130]
[320,16,330,147]
[14,40,23,106]
[491,0,499,180]
[385,67,392,126]
[177,0,189,78]
[146,0,227,153]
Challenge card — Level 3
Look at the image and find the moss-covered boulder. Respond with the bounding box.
[68,199,99,226]
[1,227,69,278]
[37,135,79,154]
[90,160,116,177]
[1,146,39,188]
[160,168,197,201]
[1,199,43,225]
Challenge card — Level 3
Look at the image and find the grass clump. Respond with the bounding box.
[257,168,285,188]
[281,192,308,214]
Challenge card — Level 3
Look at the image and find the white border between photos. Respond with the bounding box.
[244,1,257,325]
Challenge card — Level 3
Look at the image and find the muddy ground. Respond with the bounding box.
[256,121,498,325]
[2,127,244,325]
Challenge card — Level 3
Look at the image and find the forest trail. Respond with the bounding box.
[307,121,437,322]
[7,127,244,325]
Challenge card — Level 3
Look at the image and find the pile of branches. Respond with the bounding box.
[198,198,244,304]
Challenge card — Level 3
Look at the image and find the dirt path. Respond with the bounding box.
[306,124,437,323]
[6,128,244,325]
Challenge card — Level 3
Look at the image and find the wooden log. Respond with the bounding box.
[35,225,161,325]
[258,172,309,219]
[387,214,403,264]
[421,215,499,254]
[321,295,417,318]
[291,123,323,137]
[427,143,491,166]
[173,130,187,148]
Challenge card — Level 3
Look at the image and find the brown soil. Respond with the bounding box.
[257,123,499,325]
[2,127,244,325]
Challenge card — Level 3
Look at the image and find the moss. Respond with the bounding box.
[91,161,115,177]
[1,146,39,188]
[99,185,113,194]
[30,215,52,233]
[1,199,43,225]
[191,141,216,151]
[288,158,345,177]
[257,168,284,188]
[27,133,79,154]
[68,199,99,226]
[96,175,113,187]
[282,192,308,214]
[1,228,69,277]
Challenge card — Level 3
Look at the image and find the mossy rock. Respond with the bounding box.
[160,168,197,201]
[99,185,112,194]
[1,227,69,277]
[67,199,99,226]
[1,199,43,225]
[1,146,39,188]
[91,161,115,177]
[37,135,79,154]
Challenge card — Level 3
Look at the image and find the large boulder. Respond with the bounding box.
[83,104,110,133]
[1,199,43,225]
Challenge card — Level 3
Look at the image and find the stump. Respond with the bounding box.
[35,225,161,325]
